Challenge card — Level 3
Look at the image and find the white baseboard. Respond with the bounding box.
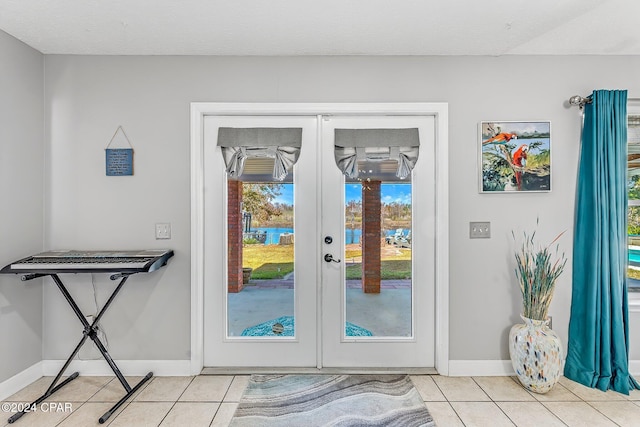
[448,360,514,376]
[630,360,640,376]
[41,360,192,377]
[0,362,44,401]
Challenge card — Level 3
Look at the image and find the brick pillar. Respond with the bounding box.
[362,181,381,293]
[228,180,244,293]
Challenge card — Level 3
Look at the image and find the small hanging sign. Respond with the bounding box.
[106,148,133,176]
[105,126,134,176]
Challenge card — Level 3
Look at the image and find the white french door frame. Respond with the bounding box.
[190,103,449,375]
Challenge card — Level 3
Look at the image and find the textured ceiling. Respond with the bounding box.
[1,0,639,55]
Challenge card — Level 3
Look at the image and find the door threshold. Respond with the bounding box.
[201,367,438,375]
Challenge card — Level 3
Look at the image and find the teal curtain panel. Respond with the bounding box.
[565,89,640,394]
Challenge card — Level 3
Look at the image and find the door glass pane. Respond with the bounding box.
[226,158,296,338]
[344,165,413,338]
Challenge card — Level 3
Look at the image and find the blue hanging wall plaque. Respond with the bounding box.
[105,148,134,176]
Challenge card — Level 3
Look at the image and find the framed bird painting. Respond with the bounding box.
[479,121,551,193]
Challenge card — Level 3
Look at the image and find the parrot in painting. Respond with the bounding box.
[482,132,518,145]
[512,144,529,190]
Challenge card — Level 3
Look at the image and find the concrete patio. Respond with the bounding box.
[227,279,412,337]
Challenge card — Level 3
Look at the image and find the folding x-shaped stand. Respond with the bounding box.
[8,272,153,424]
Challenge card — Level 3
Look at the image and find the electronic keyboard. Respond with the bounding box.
[0,248,175,424]
[1,249,174,274]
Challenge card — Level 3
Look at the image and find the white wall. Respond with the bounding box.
[43,55,640,363]
[0,30,44,382]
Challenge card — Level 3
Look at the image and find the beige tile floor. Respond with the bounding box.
[2,374,640,426]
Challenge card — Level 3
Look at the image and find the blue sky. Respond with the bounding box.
[273,183,411,205]
[348,183,412,204]
[274,184,294,204]
[380,184,412,205]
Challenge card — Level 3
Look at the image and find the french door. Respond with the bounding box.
[320,116,435,367]
[203,114,435,368]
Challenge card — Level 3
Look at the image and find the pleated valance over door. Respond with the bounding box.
[217,127,302,181]
[333,128,420,179]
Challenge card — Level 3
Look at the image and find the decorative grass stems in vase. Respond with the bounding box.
[509,225,567,393]
[514,229,567,321]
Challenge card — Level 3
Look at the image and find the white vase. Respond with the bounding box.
[509,315,563,394]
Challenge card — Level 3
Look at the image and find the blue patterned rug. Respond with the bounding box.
[230,374,434,427]
[241,315,373,337]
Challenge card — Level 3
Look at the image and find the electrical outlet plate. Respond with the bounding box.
[155,223,171,239]
[470,221,491,239]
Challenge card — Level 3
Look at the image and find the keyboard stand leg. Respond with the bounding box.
[7,335,86,424]
[7,373,80,424]
[99,372,153,424]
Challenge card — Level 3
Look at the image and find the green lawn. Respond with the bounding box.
[345,260,412,280]
[243,244,412,280]
[243,244,294,279]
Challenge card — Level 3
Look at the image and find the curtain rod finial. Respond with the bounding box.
[569,95,591,108]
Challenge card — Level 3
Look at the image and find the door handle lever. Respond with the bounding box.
[324,254,341,263]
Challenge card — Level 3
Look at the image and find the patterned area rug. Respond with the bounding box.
[230,374,435,427]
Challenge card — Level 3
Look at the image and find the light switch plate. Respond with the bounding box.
[470,222,491,239]
[155,223,171,239]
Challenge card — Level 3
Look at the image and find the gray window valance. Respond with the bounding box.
[217,127,302,181]
[334,128,420,179]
